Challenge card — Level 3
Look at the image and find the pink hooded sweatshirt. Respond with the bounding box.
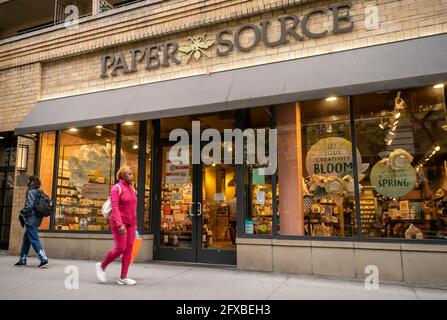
[109,179,137,229]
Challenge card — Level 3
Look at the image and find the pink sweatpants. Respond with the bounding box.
[101,224,136,279]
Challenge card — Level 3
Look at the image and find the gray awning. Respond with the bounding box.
[15,33,447,135]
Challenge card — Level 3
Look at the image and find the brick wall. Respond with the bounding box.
[0,63,41,132]
[38,0,447,99]
[0,0,313,70]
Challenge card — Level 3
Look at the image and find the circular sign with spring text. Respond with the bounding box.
[370,159,416,198]
[305,137,362,177]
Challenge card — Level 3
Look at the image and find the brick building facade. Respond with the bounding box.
[1,0,447,285]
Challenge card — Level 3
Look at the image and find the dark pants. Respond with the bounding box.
[19,225,47,262]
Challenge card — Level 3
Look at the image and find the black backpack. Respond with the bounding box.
[34,190,54,218]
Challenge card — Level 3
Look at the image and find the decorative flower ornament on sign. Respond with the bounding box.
[386,148,413,170]
[310,174,366,207]
[179,34,214,62]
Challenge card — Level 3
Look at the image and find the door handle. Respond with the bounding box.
[196,202,202,216]
[188,202,195,216]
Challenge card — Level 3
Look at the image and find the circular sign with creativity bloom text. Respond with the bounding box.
[306,137,362,177]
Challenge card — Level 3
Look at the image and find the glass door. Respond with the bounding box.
[155,142,237,264]
[196,162,237,265]
[156,143,197,262]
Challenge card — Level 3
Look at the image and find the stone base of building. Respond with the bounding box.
[236,238,447,286]
[12,232,154,263]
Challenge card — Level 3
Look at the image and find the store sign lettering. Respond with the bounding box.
[100,1,354,78]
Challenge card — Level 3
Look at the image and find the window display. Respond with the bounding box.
[288,97,358,237]
[38,132,56,230]
[249,171,273,234]
[354,86,447,239]
[55,126,116,231]
[244,107,275,235]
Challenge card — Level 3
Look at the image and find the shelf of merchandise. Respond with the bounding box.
[161,183,192,238]
[353,197,377,234]
[55,170,109,230]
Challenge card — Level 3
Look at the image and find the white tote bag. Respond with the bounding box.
[101,185,121,218]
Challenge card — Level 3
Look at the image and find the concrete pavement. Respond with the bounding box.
[0,253,446,300]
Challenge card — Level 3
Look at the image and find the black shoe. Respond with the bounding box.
[14,260,26,266]
[37,260,49,268]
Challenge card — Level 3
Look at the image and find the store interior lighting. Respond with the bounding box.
[433,83,445,89]
[415,143,442,170]
[16,144,29,171]
[96,125,103,137]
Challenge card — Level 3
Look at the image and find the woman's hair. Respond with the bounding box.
[28,176,41,189]
[116,166,133,181]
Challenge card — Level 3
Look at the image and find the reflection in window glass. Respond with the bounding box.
[55,126,116,231]
[0,133,16,167]
[354,86,447,239]
[38,132,56,230]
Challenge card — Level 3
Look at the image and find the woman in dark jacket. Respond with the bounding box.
[14,176,49,268]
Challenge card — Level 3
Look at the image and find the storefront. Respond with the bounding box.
[2,0,447,284]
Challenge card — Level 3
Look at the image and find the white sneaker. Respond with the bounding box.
[117,277,136,286]
[95,263,106,283]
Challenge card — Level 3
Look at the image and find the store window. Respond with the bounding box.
[244,107,276,235]
[354,85,447,240]
[160,116,191,139]
[38,132,56,230]
[120,122,139,188]
[145,121,153,231]
[55,126,116,231]
[276,98,358,237]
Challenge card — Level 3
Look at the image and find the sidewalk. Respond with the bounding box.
[0,254,446,300]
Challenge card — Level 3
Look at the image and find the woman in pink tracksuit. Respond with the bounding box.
[96,166,137,285]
